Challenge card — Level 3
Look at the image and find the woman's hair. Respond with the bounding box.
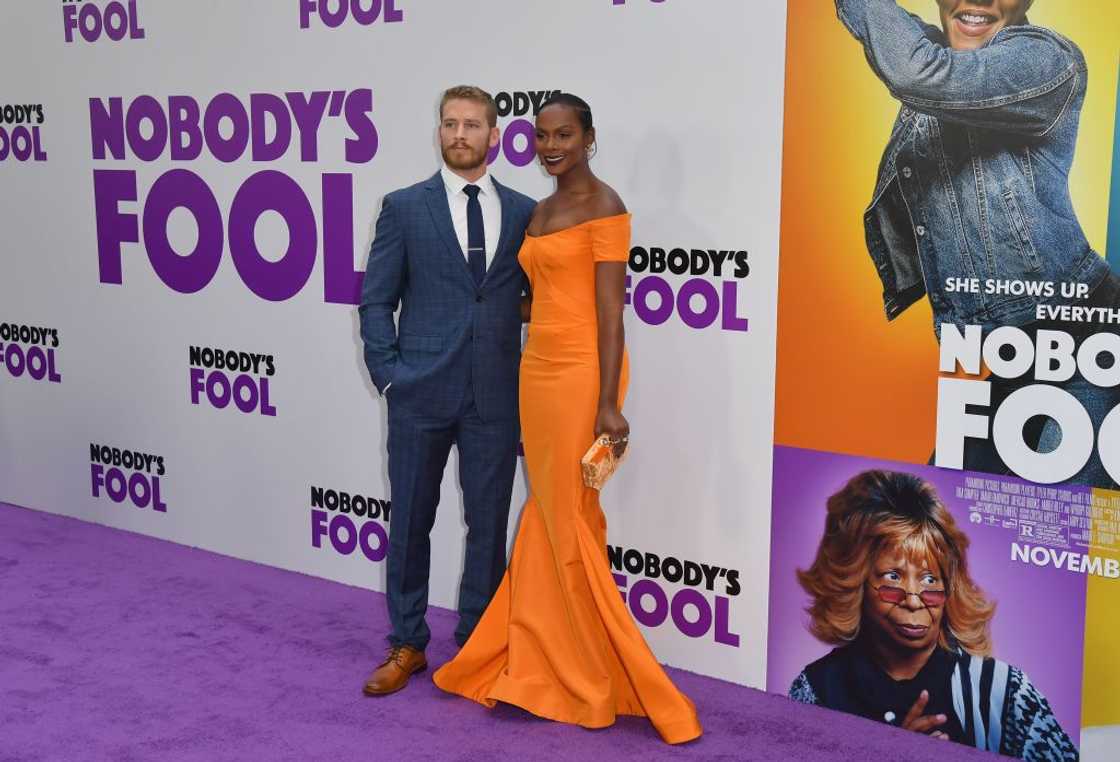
[797,470,995,655]
[539,92,593,132]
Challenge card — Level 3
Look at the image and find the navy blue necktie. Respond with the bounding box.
[464,184,486,285]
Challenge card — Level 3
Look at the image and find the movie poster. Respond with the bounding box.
[770,1,1120,757]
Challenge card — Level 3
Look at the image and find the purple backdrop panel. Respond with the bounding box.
[766,445,1088,739]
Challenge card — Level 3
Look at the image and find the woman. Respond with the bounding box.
[791,470,1077,760]
[836,0,1120,487]
[433,94,702,745]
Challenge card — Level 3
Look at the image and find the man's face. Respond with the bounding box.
[439,98,499,173]
[936,0,1032,50]
[863,547,946,653]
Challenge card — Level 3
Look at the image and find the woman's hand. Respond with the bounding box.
[594,405,630,458]
[901,690,948,738]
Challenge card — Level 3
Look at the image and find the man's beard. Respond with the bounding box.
[442,142,487,171]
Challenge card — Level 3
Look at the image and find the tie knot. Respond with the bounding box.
[463,184,481,199]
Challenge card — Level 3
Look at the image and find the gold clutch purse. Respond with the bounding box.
[580,435,629,490]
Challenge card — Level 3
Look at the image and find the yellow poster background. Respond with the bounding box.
[775,0,1118,460]
[775,0,1120,729]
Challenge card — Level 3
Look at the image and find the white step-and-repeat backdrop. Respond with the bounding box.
[0,0,786,689]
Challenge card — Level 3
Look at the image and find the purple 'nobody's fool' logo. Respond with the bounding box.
[310,487,391,564]
[487,90,560,168]
[189,346,277,417]
[0,323,61,383]
[90,443,167,513]
[90,89,377,304]
[299,0,404,29]
[63,0,145,43]
[626,246,751,332]
[609,546,742,646]
[0,104,47,163]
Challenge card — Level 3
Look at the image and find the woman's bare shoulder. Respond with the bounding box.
[588,182,627,217]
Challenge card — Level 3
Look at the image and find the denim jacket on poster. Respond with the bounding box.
[836,0,1111,334]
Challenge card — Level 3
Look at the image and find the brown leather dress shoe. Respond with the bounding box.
[362,645,427,696]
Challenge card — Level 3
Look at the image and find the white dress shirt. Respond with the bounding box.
[441,164,502,270]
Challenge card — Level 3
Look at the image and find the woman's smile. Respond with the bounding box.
[953,9,1000,38]
[936,0,1031,50]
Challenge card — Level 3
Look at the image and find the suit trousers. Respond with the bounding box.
[385,374,519,650]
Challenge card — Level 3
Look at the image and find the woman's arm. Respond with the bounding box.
[835,0,1082,135]
[1002,668,1078,760]
[789,672,819,705]
[594,260,629,450]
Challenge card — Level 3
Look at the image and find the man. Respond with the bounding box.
[358,86,535,695]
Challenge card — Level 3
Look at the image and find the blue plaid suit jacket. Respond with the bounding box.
[359,171,535,422]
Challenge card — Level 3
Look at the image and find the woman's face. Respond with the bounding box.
[863,547,945,652]
[535,105,592,177]
[936,0,1032,50]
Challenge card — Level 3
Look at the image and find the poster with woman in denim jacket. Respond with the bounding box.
[835,0,1120,488]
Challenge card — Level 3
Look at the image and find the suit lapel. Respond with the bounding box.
[423,172,473,283]
[485,177,518,286]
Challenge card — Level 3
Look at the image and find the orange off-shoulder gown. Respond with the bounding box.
[432,213,702,745]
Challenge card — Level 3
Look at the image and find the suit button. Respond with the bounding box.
[476,295,483,302]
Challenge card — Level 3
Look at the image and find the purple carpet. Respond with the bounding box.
[0,502,991,761]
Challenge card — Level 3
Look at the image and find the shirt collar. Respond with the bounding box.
[441,164,496,198]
